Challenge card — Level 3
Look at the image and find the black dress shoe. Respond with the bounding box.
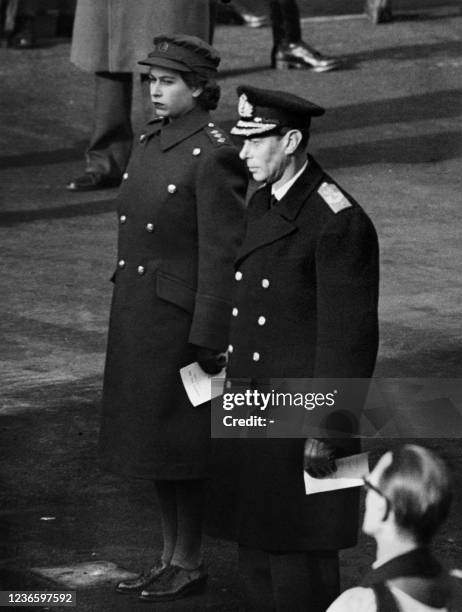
[272,42,341,72]
[66,172,122,192]
[139,563,207,602]
[116,560,169,593]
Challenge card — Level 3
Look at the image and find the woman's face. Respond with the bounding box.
[148,67,201,119]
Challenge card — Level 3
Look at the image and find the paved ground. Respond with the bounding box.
[1,5,462,611]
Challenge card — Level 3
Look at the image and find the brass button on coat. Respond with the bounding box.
[139,134,146,143]
[167,184,177,194]
[123,172,129,180]
[118,259,126,268]
[252,352,260,362]
[235,271,243,281]
[232,307,239,317]
[120,214,127,224]
[258,316,266,326]
[146,223,155,232]
[192,147,201,156]
[137,265,145,275]
[262,278,270,288]
[228,344,234,353]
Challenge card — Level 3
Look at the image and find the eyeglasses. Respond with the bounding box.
[363,477,391,515]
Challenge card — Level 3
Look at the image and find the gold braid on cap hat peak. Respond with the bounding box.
[230,120,279,136]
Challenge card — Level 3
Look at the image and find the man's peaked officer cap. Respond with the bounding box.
[138,34,220,77]
[231,85,325,137]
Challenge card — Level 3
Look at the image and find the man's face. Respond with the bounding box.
[239,135,288,183]
[362,452,393,537]
[148,67,198,119]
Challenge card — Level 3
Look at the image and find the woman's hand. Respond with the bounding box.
[196,346,227,375]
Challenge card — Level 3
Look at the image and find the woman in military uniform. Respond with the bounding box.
[99,35,247,602]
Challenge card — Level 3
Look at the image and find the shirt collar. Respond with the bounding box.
[271,160,308,202]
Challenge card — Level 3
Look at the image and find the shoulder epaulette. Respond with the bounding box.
[318,182,352,213]
[204,123,231,147]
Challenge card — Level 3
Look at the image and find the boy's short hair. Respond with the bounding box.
[379,445,452,543]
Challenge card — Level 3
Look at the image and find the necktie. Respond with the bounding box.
[270,194,278,208]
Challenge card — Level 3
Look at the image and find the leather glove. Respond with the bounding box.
[303,438,337,478]
[196,346,227,375]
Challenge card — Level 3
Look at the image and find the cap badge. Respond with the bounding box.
[238,93,254,119]
[157,41,169,52]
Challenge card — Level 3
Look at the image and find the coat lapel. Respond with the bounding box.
[274,155,325,221]
[236,156,325,265]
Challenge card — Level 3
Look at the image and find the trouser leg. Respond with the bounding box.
[270,549,340,612]
[239,546,276,611]
[239,546,340,612]
[86,71,133,178]
[2,0,19,33]
[209,0,216,43]
[269,0,301,46]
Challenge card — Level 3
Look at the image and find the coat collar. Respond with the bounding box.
[362,548,447,609]
[273,154,325,221]
[144,107,211,151]
[235,155,325,266]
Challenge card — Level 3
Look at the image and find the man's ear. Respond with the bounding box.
[283,129,303,155]
[378,495,392,523]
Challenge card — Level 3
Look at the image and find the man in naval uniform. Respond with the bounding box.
[226,86,380,610]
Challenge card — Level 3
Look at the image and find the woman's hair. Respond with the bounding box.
[182,72,221,111]
[379,445,452,544]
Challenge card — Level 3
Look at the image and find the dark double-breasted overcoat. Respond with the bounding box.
[99,107,247,480]
[224,155,379,551]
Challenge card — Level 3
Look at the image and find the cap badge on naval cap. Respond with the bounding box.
[157,41,169,52]
[238,93,254,118]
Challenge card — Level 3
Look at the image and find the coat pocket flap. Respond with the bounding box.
[156,271,196,313]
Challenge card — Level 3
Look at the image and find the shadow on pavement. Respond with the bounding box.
[319,131,462,168]
[0,199,117,226]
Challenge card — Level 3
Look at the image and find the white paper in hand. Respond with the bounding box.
[304,452,369,495]
[180,362,225,407]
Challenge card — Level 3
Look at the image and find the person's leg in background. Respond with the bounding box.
[67,72,133,191]
[365,0,392,24]
[269,0,341,72]
[10,0,36,48]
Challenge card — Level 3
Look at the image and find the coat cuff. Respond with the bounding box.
[188,293,231,352]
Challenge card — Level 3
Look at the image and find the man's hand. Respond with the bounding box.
[303,439,337,478]
[196,346,227,375]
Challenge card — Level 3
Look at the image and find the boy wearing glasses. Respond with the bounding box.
[328,445,457,612]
